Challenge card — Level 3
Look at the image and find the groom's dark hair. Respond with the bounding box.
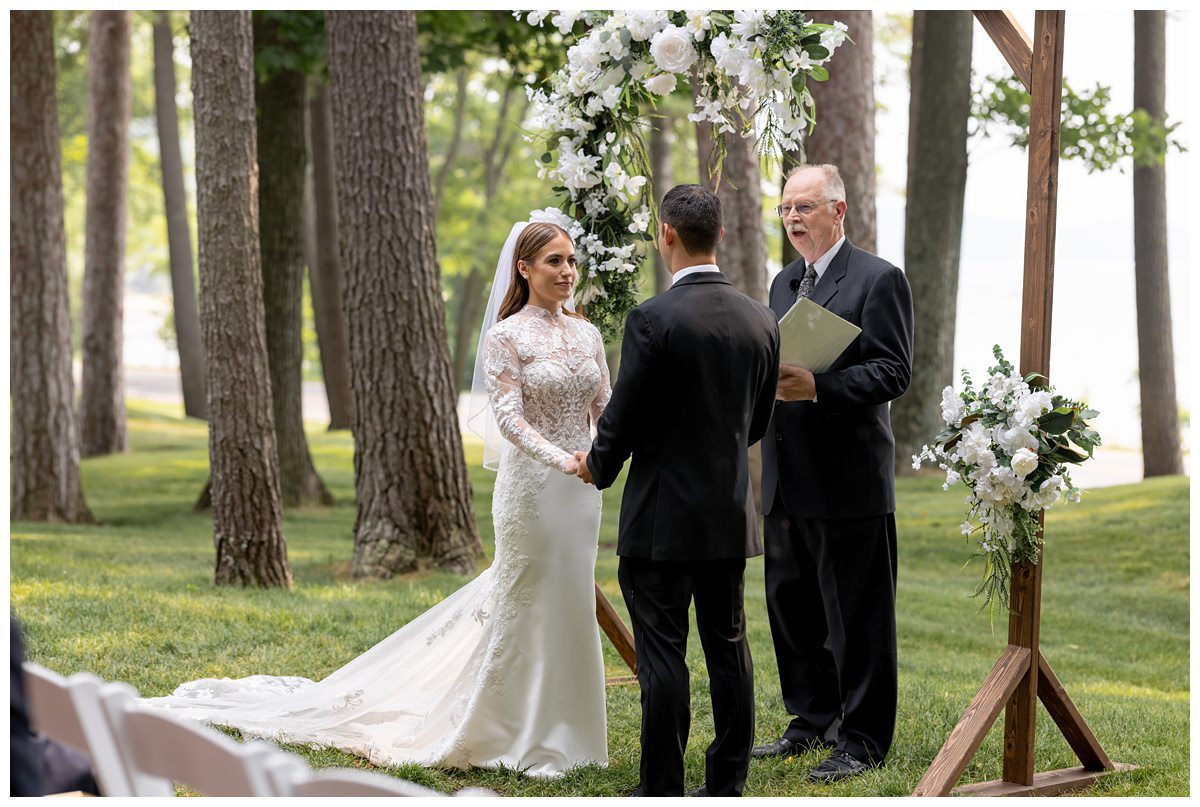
[660,184,722,255]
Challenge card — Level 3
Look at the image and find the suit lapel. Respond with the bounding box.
[773,260,805,318]
[809,239,853,308]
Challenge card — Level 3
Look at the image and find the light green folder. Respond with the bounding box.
[778,297,861,372]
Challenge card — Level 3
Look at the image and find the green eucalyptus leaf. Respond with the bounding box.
[809,65,829,82]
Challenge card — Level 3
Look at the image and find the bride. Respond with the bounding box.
[142,220,612,778]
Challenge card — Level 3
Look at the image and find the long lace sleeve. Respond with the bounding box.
[590,326,611,426]
[484,331,575,473]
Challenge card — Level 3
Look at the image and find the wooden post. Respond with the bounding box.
[595,583,637,682]
[913,11,1133,796]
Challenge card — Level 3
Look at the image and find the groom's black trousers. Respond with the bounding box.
[618,556,754,797]
[763,491,898,765]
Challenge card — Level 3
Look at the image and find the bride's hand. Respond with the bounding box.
[563,456,581,475]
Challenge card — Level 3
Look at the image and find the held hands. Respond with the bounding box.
[776,363,817,402]
[572,451,595,486]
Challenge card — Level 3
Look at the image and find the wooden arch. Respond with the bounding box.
[912,11,1134,796]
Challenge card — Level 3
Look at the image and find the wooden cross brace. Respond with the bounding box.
[913,11,1134,796]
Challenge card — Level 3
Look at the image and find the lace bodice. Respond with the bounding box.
[483,304,611,473]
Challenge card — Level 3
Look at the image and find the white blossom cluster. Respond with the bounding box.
[913,359,1087,573]
[517,10,847,312]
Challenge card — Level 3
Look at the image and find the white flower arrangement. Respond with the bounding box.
[518,9,848,339]
[912,346,1101,616]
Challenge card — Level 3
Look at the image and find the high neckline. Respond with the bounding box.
[523,302,565,319]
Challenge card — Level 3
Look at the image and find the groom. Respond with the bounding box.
[574,185,780,797]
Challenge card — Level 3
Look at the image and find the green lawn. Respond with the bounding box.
[9,402,1189,796]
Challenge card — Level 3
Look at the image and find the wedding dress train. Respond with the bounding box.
[143,304,611,777]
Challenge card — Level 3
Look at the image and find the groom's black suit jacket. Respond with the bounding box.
[587,271,780,561]
[761,239,914,519]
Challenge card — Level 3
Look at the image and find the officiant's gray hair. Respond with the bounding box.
[784,163,846,202]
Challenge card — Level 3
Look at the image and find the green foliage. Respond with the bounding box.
[418,11,565,81]
[9,404,1189,796]
[971,73,1186,172]
[253,11,325,83]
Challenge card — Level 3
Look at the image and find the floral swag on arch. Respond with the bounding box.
[518,10,849,339]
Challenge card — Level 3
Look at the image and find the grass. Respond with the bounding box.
[9,401,1189,796]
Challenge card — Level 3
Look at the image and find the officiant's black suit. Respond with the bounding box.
[586,271,780,797]
[761,239,913,766]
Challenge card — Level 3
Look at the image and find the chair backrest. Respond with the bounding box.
[110,693,295,797]
[22,663,135,796]
[288,767,444,797]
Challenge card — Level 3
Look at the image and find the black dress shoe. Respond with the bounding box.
[808,750,869,782]
[686,785,709,797]
[751,736,835,759]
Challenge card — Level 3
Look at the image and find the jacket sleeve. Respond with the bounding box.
[749,318,781,446]
[586,306,657,490]
[812,265,913,407]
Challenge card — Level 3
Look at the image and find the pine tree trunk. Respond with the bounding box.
[254,14,332,507]
[10,11,94,524]
[1133,10,1183,477]
[451,265,486,392]
[191,10,291,588]
[797,11,877,258]
[327,11,481,578]
[650,112,674,295]
[305,77,354,431]
[692,83,767,512]
[153,11,207,421]
[80,10,131,457]
[890,12,973,476]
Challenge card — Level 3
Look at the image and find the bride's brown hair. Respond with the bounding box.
[497,222,589,322]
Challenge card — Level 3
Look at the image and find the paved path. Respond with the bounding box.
[121,366,1183,489]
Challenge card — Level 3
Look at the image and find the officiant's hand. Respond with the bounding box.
[776,363,817,401]
[573,451,595,485]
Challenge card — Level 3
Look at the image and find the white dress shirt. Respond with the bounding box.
[671,263,721,285]
[807,235,846,281]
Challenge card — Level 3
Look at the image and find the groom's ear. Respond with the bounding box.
[715,225,725,245]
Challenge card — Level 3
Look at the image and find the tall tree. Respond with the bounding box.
[783,10,877,267]
[79,10,132,457]
[327,11,481,577]
[10,11,94,524]
[1132,10,1182,477]
[649,110,674,296]
[253,11,333,506]
[304,76,353,430]
[153,11,207,420]
[191,10,291,587]
[693,80,768,512]
[890,12,973,474]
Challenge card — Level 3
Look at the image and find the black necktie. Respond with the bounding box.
[796,265,818,300]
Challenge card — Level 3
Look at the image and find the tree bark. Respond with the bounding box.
[254,14,333,507]
[191,10,291,588]
[304,78,354,431]
[327,11,481,577]
[10,11,94,524]
[153,12,207,421]
[692,80,767,512]
[785,10,877,268]
[650,111,674,295]
[1133,11,1183,477]
[80,10,131,457]
[890,12,973,475]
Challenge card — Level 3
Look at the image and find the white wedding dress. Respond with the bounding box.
[143,304,612,778]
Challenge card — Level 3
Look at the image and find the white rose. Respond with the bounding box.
[996,423,1038,455]
[650,26,698,74]
[644,72,677,95]
[1010,447,1039,479]
[686,11,712,41]
[940,386,965,426]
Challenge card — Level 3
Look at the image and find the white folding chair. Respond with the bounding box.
[22,662,134,796]
[288,766,444,797]
[100,682,302,796]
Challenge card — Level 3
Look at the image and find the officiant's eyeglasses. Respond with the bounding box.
[775,200,836,217]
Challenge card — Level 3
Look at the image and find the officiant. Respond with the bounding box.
[754,164,914,782]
